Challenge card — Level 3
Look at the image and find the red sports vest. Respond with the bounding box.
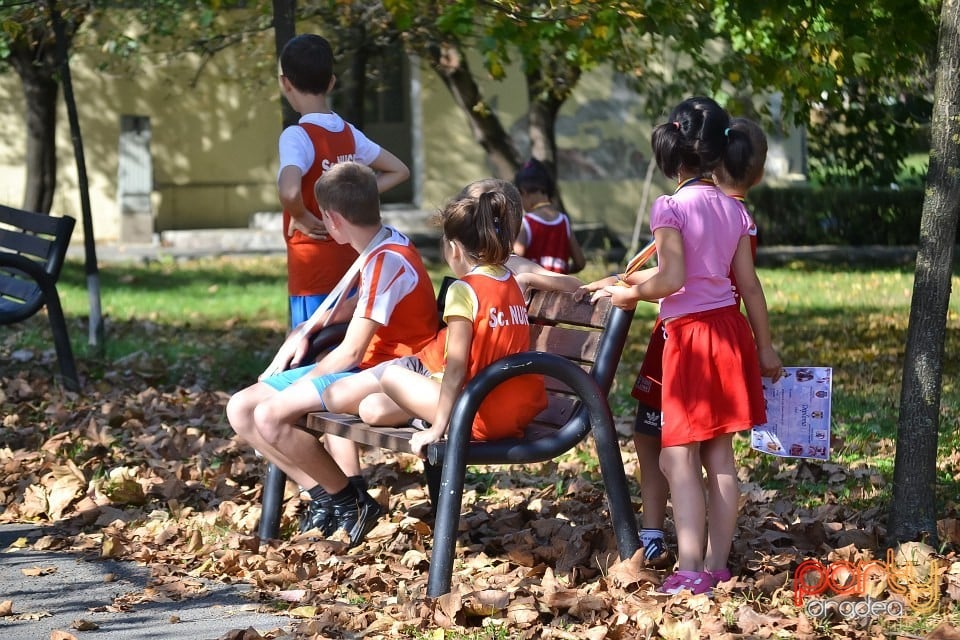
[522,212,573,274]
[284,123,361,296]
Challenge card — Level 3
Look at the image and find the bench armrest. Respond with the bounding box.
[0,251,52,284]
[426,351,603,465]
[288,322,349,369]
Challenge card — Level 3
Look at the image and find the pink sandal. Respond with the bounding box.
[707,567,733,583]
[659,570,714,595]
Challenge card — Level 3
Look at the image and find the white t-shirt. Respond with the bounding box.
[356,227,422,327]
[277,112,381,177]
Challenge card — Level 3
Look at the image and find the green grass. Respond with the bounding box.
[6,253,960,480]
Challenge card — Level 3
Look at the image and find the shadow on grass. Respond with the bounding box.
[58,256,288,292]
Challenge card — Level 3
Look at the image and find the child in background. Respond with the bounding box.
[514,158,586,275]
[626,117,770,568]
[582,98,781,595]
[322,185,548,456]
[277,34,409,327]
[227,163,437,547]
[470,178,584,297]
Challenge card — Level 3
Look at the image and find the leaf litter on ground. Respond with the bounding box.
[3,314,960,639]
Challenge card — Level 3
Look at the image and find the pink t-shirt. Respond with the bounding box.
[650,183,752,319]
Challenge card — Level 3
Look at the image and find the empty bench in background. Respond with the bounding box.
[269,287,641,597]
[0,205,79,390]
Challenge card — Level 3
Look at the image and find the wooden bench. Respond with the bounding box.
[0,205,79,390]
[260,285,641,597]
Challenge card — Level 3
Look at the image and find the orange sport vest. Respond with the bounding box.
[419,269,547,441]
[283,123,361,297]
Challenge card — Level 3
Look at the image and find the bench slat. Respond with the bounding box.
[0,271,42,302]
[306,413,417,451]
[527,289,610,329]
[304,396,578,453]
[529,324,600,363]
[0,205,65,235]
[0,229,55,263]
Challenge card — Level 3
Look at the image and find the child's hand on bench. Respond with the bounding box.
[410,423,446,458]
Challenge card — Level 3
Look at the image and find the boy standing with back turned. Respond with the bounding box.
[277,33,409,327]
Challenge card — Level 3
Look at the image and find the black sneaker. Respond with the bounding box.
[298,499,335,535]
[331,492,384,548]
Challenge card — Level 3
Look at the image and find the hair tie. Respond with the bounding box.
[724,127,731,137]
[672,121,680,129]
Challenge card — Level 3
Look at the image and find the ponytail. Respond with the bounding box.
[474,191,511,265]
[440,189,512,266]
[721,127,754,183]
[653,97,731,179]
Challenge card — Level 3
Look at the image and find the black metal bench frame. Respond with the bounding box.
[0,205,78,390]
[258,287,641,597]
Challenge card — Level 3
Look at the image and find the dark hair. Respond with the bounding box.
[314,162,380,226]
[439,190,513,265]
[279,34,334,95]
[650,96,734,180]
[456,178,524,242]
[514,158,555,199]
[721,117,767,187]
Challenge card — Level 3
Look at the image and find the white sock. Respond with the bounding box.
[640,528,664,546]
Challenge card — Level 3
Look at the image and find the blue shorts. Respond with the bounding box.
[261,364,360,396]
[289,294,328,328]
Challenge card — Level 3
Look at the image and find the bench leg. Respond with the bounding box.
[258,462,287,540]
[44,289,79,391]
[426,430,470,597]
[591,403,641,561]
[423,459,441,512]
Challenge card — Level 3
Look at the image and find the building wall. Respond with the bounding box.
[0,36,282,242]
[0,19,803,245]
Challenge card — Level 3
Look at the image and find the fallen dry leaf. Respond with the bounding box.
[71,619,99,631]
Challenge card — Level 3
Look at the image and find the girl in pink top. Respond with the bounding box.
[583,97,782,596]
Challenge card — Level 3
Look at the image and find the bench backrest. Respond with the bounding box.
[0,205,76,324]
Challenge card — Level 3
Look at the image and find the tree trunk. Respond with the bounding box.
[525,63,579,213]
[9,46,58,214]
[51,0,102,352]
[887,0,960,548]
[337,24,369,129]
[272,0,298,129]
[425,42,521,179]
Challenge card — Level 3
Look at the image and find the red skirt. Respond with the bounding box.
[660,305,765,447]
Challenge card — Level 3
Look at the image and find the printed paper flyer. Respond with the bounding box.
[751,367,832,460]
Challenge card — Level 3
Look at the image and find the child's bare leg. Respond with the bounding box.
[227,382,317,485]
[228,380,350,492]
[659,442,705,572]
[359,392,413,425]
[379,367,442,420]
[634,432,667,529]
[321,370,390,479]
[701,433,738,573]
[322,370,382,414]
[323,437,362,478]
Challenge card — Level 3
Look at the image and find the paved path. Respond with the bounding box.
[0,524,290,640]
